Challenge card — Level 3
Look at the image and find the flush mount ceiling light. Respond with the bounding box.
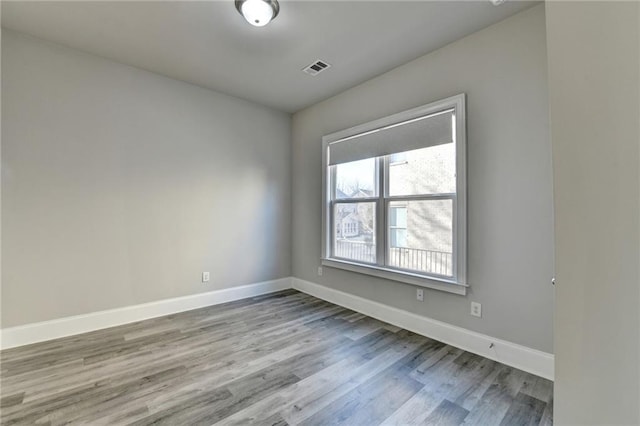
[235,0,279,27]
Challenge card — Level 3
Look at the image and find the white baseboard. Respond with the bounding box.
[0,277,292,350]
[2,276,554,381]
[292,278,554,380]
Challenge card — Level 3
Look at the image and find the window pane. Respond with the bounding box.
[389,206,408,248]
[335,158,377,199]
[334,202,376,263]
[387,199,453,277]
[389,152,407,165]
[389,206,407,227]
[390,229,407,248]
[388,144,455,196]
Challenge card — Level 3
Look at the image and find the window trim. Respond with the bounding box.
[321,94,467,295]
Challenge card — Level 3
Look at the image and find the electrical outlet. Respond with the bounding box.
[317,266,323,276]
[471,301,482,317]
[416,288,424,302]
[202,272,210,283]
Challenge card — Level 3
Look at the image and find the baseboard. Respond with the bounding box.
[2,277,554,380]
[292,278,554,380]
[0,277,293,350]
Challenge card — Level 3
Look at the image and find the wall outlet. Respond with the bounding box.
[416,288,424,302]
[202,272,210,283]
[471,301,482,317]
[317,266,323,276]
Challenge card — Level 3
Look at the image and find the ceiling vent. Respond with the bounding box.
[302,60,331,76]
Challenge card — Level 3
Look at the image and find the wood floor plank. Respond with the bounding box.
[170,325,399,424]
[499,392,546,426]
[218,338,417,426]
[461,366,528,425]
[260,412,289,426]
[379,386,444,426]
[2,366,188,425]
[379,353,497,425]
[297,368,423,426]
[539,397,554,426]
[141,338,336,413]
[15,303,346,404]
[128,387,235,426]
[455,360,503,411]
[409,344,463,384]
[519,375,554,404]
[298,339,443,426]
[2,297,320,385]
[0,393,25,409]
[423,399,470,426]
[0,290,553,425]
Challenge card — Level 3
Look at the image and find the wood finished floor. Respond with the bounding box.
[0,290,553,425]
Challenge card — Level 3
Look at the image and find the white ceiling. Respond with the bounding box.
[1,1,537,112]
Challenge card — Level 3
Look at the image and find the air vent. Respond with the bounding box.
[302,60,331,76]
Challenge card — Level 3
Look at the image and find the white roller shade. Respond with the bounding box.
[328,109,454,166]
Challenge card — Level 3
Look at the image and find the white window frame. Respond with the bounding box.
[321,94,467,295]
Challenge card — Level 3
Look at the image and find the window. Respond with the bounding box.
[321,94,467,295]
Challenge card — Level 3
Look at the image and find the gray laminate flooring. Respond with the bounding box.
[0,290,553,425]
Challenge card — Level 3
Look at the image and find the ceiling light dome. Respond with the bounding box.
[235,0,279,27]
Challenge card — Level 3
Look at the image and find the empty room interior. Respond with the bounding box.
[1,1,639,425]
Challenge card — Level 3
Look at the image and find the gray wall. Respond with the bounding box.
[546,2,640,424]
[291,5,554,353]
[1,30,291,327]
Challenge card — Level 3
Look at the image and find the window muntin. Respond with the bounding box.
[322,94,466,291]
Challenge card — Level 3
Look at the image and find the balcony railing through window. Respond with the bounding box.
[334,239,453,277]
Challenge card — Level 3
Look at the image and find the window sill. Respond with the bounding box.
[321,258,468,296]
